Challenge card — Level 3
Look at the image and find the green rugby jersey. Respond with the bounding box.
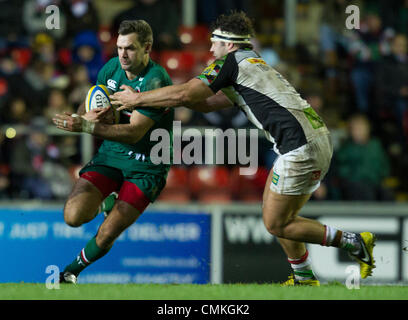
[95,57,174,176]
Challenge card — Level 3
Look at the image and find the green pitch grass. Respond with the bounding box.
[0,283,407,300]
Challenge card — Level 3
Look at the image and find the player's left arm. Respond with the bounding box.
[111,78,214,111]
[53,109,155,144]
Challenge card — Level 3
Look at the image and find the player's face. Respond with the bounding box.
[210,40,229,60]
[117,33,148,73]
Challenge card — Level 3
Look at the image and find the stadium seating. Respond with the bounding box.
[98,24,117,61]
[158,165,269,203]
[157,166,191,203]
[178,24,210,49]
[158,50,196,83]
[189,165,232,203]
[230,166,268,202]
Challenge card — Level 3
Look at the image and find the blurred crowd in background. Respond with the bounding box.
[0,0,407,203]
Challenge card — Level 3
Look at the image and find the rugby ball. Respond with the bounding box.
[85,84,119,123]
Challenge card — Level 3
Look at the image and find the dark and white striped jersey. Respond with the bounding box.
[197,49,329,155]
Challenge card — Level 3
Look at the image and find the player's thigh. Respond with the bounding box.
[65,165,123,225]
[262,167,310,221]
[64,177,105,224]
[263,167,275,205]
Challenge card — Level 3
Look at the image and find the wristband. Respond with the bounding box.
[80,116,96,134]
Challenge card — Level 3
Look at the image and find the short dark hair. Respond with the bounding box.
[211,11,255,48]
[118,20,153,45]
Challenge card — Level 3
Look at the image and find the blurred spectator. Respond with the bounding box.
[22,0,67,40]
[0,53,21,77]
[0,169,10,199]
[197,0,252,25]
[334,113,393,201]
[0,0,25,44]
[0,131,11,199]
[347,10,394,115]
[0,55,20,104]
[9,117,72,199]
[375,34,408,145]
[305,90,342,130]
[112,0,181,51]
[4,97,31,125]
[202,107,249,131]
[174,107,208,127]
[319,0,361,69]
[67,63,92,109]
[295,0,323,57]
[72,30,105,84]
[0,75,10,120]
[31,33,56,64]
[394,0,408,36]
[43,88,74,123]
[62,0,100,41]
[57,135,81,167]
[15,58,55,115]
[9,117,54,199]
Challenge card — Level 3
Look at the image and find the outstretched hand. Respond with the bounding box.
[53,106,115,133]
[53,112,84,132]
[110,85,138,111]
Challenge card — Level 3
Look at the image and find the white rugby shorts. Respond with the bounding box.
[269,134,333,195]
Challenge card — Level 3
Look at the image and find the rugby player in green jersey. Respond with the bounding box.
[53,20,174,284]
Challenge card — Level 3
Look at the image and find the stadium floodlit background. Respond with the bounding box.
[0,0,407,286]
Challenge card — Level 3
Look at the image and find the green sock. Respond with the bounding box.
[99,192,117,213]
[64,236,110,276]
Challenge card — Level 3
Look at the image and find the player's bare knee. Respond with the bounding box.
[263,215,291,237]
[64,213,83,228]
[63,205,85,227]
[264,221,285,237]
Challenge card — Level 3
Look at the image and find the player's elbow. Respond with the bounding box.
[128,133,143,144]
[127,127,148,144]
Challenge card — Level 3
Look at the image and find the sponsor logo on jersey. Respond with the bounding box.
[303,107,324,129]
[202,59,223,75]
[311,170,321,181]
[272,171,280,185]
[202,63,217,75]
[107,79,117,91]
[201,63,221,85]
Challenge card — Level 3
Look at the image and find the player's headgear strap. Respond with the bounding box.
[210,29,252,44]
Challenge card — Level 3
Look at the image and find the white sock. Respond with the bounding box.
[322,225,339,246]
[288,250,315,280]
